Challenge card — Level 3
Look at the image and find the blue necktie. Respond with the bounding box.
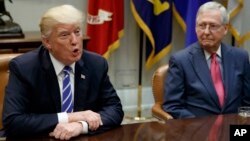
[62,66,73,112]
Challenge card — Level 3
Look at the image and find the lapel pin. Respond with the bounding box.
[81,74,86,79]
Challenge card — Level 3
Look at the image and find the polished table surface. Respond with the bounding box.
[5,114,250,141]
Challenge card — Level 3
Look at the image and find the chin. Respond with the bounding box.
[74,56,81,62]
[201,43,213,49]
[201,42,213,47]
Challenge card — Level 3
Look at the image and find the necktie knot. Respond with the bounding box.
[63,66,71,75]
[211,53,217,62]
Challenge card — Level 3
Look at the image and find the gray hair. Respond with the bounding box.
[39,4,84,38]
[196,1,229,24]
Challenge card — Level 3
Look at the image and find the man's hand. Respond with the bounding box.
[68,110,103,131]
[49,122,82,140]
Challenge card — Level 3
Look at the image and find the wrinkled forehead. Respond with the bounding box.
[196,10,222,24]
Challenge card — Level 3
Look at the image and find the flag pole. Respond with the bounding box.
[134,29,146,120]
[125,29,147,121]
[231,35,236,47]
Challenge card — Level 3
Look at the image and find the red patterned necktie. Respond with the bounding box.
[210,53,224,107]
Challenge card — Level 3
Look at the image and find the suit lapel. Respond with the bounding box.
[221,44,234,108]
[190,44,221,108]
[41,50,61,112]
[74,58,89,111]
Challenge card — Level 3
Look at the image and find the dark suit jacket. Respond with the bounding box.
[162,42,250,119]
[2,46,124,136]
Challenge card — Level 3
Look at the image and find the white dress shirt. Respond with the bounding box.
[204,45,224,79]
[49,53,88,134]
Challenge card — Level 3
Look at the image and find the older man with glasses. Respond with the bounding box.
[163,1,250,119]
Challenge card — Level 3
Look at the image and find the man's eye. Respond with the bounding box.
[59,32,70,39]
[210,24,217,28]
[199,24,206,29]
[61,33,69,36]
[210,24,221,30]
[74,30,81,35]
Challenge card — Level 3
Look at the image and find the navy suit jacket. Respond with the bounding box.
[162,42,250,119]
[3,46,124,136]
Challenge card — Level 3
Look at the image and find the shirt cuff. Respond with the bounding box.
[57,112,68,123]
[78,121,88,134]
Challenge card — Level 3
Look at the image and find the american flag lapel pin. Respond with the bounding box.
[81,74,86,79]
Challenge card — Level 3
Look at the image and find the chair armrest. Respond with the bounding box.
[152,103,173,121]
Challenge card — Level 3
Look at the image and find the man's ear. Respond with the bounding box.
[41,36,51,49]
[223,24,229,35]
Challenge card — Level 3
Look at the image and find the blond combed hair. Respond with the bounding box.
[39,4,84,38]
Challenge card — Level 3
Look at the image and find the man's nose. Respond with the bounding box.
[70,33,78,43]
[204,25,210,34]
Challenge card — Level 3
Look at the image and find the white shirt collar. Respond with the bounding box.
[49,53,75,75]
[204,44,222,61]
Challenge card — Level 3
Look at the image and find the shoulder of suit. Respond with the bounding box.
[82,50,106,60]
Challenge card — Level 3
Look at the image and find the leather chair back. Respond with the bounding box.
[0,53,21,129]
[151,64,173,121]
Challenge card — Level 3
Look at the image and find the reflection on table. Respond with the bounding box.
[6,114,250,141]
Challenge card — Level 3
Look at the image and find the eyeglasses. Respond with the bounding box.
[196,23,223,32]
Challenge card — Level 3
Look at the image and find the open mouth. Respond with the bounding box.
[73,48,78,53]
[72,48,80,56]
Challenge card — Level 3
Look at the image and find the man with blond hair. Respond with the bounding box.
[3,5,123,140]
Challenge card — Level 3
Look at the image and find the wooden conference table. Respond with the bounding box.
[5,114,250,141]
